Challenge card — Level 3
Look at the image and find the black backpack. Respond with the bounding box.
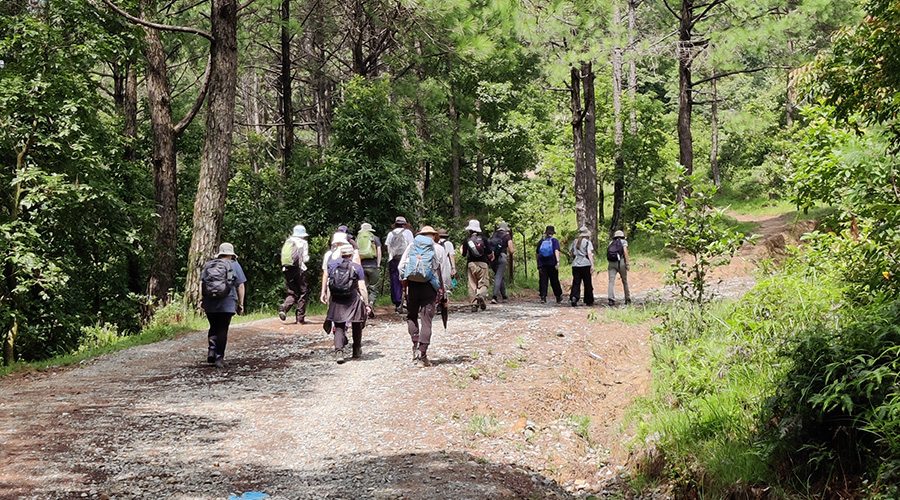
[328,259,357,297]
[466,234,486,258]
[607,239,624,263]
[489,234,505,259]
[201,259,235,299]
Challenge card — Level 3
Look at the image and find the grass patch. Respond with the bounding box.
[467,413,501,436]
[569,414,592,442]
[604,300,671,326]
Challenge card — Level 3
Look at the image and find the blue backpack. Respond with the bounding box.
[404,235,440,290]
[538,238,554,258]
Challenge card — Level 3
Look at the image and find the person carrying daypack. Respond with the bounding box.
[356,222,382,318]
[489,222,515,304]
[606,230,632,306]
[568,226,595,307]
[278,224,310,324]
[385,216,414,314]
[399,226,450,367]
[320,242,370,363]
[535,225,563,304]
[200,242,247,369]
[461,219,494,312]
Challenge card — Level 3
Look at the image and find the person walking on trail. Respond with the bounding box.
[199,242,247,369]
[356,222,382,318]
[437,228,457,289]
[607,229,632,306]
[336,224,361,263]
[536,225,563,303]
[489,222,515,304]
[278,224,310,324]
[320,243,370,363]
[399,226,451,367]
[568,226,595,307]
[461,219,494,312]
[386,216,414,314]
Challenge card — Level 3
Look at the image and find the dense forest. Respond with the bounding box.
[2,0,900,495]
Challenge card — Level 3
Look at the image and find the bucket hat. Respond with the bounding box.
[216,242,237,259]
[337,225,349,233]
[332,232,349,245]
[578,226,591,237]
[360,222,374,233]
[394,216,408,226]
[293,225,308,238]
[545,225,555,235]
[437,227,449,237]
[465,219,482,232]
[613,230,625,239]
[497,222,510,232]
[418,225,439,236]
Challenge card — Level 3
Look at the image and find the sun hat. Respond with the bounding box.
[332,232,349,245]
[613,230,625,239]
[465,219,482,232]
[437,227,449,237]
[418,225,439,236]
[216,242,237,258]
[360,222,374,233]
[497,222,510,232]
[292,225,308,238]
[578,226,591,237]
[394,216,408,226]
[339,244,354,257]
[545,225,555,235]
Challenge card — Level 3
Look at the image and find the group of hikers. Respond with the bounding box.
[198,217,632,368]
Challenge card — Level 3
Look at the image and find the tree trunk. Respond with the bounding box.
[475,98,484,189]
[124,63,138,162]
[611,5,626,236]
[628,0,638,136]
[571,66,587,232]
[677,0,694,199]
[144,23,179,305]
[185,0,239,305]
[449,87,461,219]
[413,41,428,219]
[786,40,795,128]
[279,0,294,168]
[582,61,598,248]
[710,76,721,188]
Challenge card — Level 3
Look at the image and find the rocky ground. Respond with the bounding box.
[0,213,798,500]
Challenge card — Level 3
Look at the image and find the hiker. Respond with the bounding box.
[399,226,451,367]
[489,222,515,303]
[461,219,494,312]
[568,226,595,307]
[278,224,310,324]
[385,216,414,313]
[199,242,247,369]
[356,222,382,318]
[607,230,632,306]
[320,243,370,363]
[437,227,457,288]
[536,225,563,303]
[336,224,361,263]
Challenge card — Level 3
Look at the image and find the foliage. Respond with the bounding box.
[639,172,754,306]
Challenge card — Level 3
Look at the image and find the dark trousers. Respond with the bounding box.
[538,265,563,300]
[406,281,438,355]
[570,266,594,305]
[389,257,403,305]
[207,312,234,357]
[333,322,363,357]
[281,266,309,321]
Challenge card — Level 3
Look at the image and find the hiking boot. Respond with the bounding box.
[556,295,563,303]
[479,297,487,310]
[490,296,498,305]
[502,295,509,301]
[352,344,362,359]
[334,349,346,364]
[395,305,402,314]
[625,299,632,305]
[418,355,433,367]
[571,297,578,307]
[207,347,216,364]
[214,356,228,369]
[278,307,287,321]
[540,296,546,303]
[608,298,616,307]
[412,345,420,362]
[471,302,479,312]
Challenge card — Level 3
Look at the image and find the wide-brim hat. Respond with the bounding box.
[545,225,555,235]
[360,222,374,233]
[293,224,308,238]
[465,219,482,232]
[394,216,408,226]
[418,225,439,236]
[497,222,510,232]
[332,232,349,245]
[613,230,625,239]
[216,242,237,258]
[437,227,449,237]
[578,226,591,237]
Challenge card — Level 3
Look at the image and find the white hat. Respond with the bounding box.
[293,225,308,238]
[339,244,354,256]
[578,226,591,237]
[332,232,349,245]
[360,222,374,233]
[465,219,482,232]
[613,230,625,239]
[216,242,237,258]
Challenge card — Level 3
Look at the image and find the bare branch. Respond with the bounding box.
[174,53,212,135]
[97,0,213,41]
[692,65,791,87]
[237,0,258,13]
[692,0,726,24]
[662,0,681,21]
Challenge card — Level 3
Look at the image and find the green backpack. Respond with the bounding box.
[280,240,296,266]
[358,231,377,259]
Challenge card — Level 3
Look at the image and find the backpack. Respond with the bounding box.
[388,228,409,257]
[489,234,504,259]
[280,240,296,266]
[327,259,357,297]
[201,259,235,299]
[538,238,554,258]
[607,238,624,262]
[466,234,486,258]
[404,235,440,289]
[358,231,377,260]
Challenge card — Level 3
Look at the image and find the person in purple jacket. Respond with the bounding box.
[535,225,563,303]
